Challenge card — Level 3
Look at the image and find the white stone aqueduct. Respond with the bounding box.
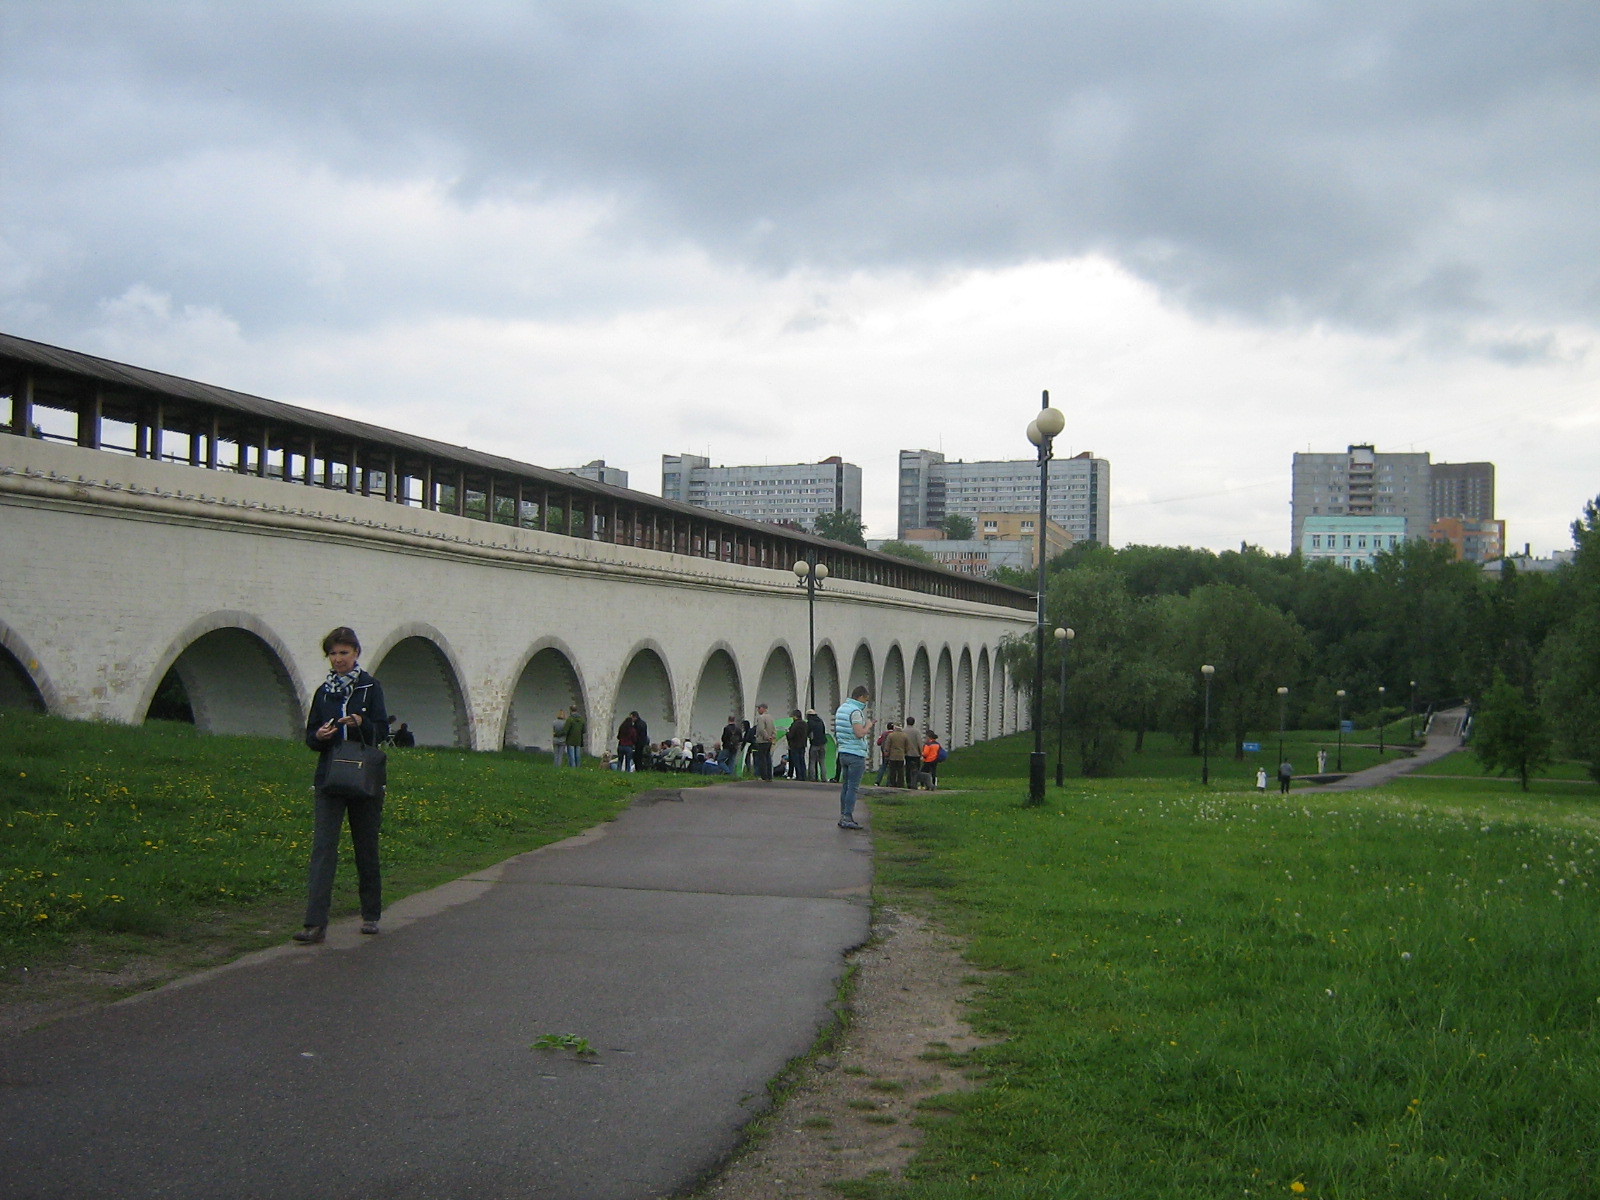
[0,438,1032,753]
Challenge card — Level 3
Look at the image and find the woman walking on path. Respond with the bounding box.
[294,626,388,944]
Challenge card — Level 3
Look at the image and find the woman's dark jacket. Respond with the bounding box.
[304,670,388,789]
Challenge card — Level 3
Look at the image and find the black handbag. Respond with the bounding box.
[324,740,387,801]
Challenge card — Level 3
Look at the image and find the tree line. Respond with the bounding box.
[989,496,1600,785]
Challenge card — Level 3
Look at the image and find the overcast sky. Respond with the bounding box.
[3,2,1596,552]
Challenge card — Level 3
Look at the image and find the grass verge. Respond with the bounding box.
[849,733,1600,1198]
[0,711,711,1006]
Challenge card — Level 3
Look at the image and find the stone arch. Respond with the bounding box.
[754,644,798,717]
[933,647,954,742]
[974,647,992,742]
[614,643,676,745]
[0,621,54,714]
[689,645,744,747]
[847,642,876,705]
[503,640,587,751]
[141,612,301,737]
[881,645,906,721]
[369,625,471,748]
[955,648,974,748]
[808,642,841,716]
[909,646,933,725]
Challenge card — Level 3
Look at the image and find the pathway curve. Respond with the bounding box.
[1296,707,1468,793]
[0,781,872,1200]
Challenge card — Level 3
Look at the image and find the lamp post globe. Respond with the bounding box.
[1409,679,1418,740]
[1276,686,1289,763]
[1201,664,1216,785]
[794,555,828,712]
[1026,391,1061,806]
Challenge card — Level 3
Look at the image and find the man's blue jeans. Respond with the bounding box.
[837,752,867,821]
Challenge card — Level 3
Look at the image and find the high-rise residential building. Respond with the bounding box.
[897,450,1110,545]
[558,459,629,488]
[1291,444,1504,565]
[661,454,862,529]
[1431,462,1495,522]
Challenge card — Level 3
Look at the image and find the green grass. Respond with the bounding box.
[0,710,709,959]
[850,733,1600,1198]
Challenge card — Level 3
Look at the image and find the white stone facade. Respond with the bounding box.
[1,438,1030,754]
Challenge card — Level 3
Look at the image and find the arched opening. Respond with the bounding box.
[371,636,469,748]
[975,649,992,742]
[689,648,743,747]
[615,647,676,743]
[146,627,300,737]
[881,646,906,722]
[910,647,933,726]
[933,648,954,743]
[505,646,584,751]
[955,649,974,747]
[754,646,797,717]
[0,645,47,713]
[808,644,841,717]
[847,643,876,708]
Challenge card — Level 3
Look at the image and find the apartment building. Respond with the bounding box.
[897,449,1109,544]
[661,454,862,528]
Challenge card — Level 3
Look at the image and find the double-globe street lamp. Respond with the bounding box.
[1201,664,1216,785]
[793,553,830,713]
[1026,392,1067,806]
[1336,688,1347,771]
[1054,626,1075,786]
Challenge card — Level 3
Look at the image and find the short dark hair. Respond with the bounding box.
[851,685,870,700]
[322,626,361,655]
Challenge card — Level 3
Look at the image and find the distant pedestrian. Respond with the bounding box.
[785,708,809,780]
[834,685,874,829]
[1278,759,1293,794]
[563,708,586,766]
[921,731,942,788]
[806,709,829,780]
[617,713,640,772]
[294,626,388,945]
[719,716,740,773]
[552,709,567,765]
[1317,749,1327,774]
[752,703,777,780]
[902,717,923,787]
[391,721,415,749]
[883,722,911,788]
[1256,767,1268,792]
[875,724,897,785]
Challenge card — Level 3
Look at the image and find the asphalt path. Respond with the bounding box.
[0,780,872,1200]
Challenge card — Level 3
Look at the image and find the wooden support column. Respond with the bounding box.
[11,372,34,436]
[81,388,103,449]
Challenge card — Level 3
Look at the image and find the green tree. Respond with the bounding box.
[942,513,976,540]
[877,539,935,563]
[813,509,867,547]
[1473,671,1553,790]
[1539,496,1600,781]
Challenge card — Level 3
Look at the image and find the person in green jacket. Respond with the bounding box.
[562,708,586,766]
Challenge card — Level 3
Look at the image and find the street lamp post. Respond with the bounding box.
[1377,685,1387,756]
[1336,689,1347,771]
[1276,686,1289,764]
[1054,627,1074,786]
[792,554,830,712]
[1201,664,1216,785]
[1409,679,1418,741]
[1026,392,1066,806]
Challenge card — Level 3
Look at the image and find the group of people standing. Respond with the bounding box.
[874,716,944,788]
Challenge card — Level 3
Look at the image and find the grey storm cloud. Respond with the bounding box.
[4,1,1598,337]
